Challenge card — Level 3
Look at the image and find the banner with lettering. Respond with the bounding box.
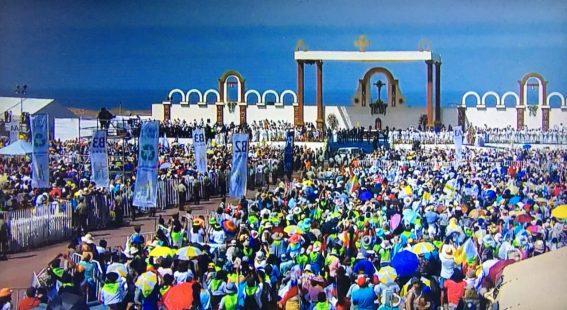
[31,114,49,188]
[90,130,109,188]
[454,126,463,162]
[133,121,159,209]
[192,127,208,174]
[229,133,249,198]
[284,130,294,179]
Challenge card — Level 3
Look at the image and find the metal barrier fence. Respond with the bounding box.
[69,252,104,303]
[5,202,73,252]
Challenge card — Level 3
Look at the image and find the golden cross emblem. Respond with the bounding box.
[295,39,307,51]
[354,35,369,52]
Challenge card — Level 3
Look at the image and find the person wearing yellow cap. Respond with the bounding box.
[0,288,13,310]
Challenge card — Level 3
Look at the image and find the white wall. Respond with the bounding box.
[465,108,516,128]
[524,109,542,129]
[550,109,567,127]
[247,105,294,124]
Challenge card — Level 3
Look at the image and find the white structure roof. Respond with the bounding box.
[0,97,55,115]
[294,51,441,63]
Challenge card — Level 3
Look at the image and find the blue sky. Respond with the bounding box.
[0,0,566,109]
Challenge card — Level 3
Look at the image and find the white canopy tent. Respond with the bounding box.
[0,140,33,155]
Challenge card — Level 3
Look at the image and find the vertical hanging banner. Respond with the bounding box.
[90,130,109,188]
[284,130,294,179]
[454,126,463,162]
[31,114,49,188]
[192,127,208,174]
[229,133,249,198]
[133,121,159,209]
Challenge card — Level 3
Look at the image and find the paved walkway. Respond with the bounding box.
[0,199,221,288]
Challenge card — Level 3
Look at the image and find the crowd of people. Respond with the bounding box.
[4,142,566,309]
[158,119,325,143]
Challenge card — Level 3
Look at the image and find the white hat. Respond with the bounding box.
[81,233,95,244]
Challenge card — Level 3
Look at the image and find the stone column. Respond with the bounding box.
[542,106,550,131]
[516,107,525,130]
[434,62,442,128]
[239,104,247,125]
[295,61,305,126]
[163,102,171,121]
[216,104,224,125]
[218,80,225,103]
[316,60,325,129]
[457,106,466,130]
[426,60,434,128]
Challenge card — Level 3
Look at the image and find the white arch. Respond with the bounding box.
[186,89,203,104]
[223,75,242,103]
[547,92,565,107]
[481,91,501,107]
[523,76,545,106]
[203,89,220,103]
[245,90,262,104]
[262,90,280,104]
[461,91,481,107]
[501,91,520,107]
[280,90,298,104]
[168,88,186,103]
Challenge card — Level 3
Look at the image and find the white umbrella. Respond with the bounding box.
[0,140,33,155]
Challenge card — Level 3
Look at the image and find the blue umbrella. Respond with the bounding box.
[509,196,521,205]
[523,144,531,150]
[391,250,419,277]
[359,189,373,202]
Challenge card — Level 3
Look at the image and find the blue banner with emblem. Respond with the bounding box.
[90,130,109,188]
[31,114,49,189]
[229,133,249,198]
[192,127,208,174]
[284,130,294,179]
[133,121,159,209]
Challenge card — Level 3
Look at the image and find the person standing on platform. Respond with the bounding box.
[193,176,201,205]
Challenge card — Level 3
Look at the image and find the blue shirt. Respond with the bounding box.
[351,286,376,310]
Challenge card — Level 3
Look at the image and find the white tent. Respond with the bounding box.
[0,140,33,155]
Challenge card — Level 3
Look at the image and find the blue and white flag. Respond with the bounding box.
[31,114,49,188]
[454,126,463,162]
[90,130,109,188]
[229,133,249,198]
[284,130,294,178]
[192,127,207,174]
[133,121,159,209]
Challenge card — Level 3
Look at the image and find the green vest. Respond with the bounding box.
[211,279,222,291]
[171,231,183,244]
[223,293,238,310]
[315,301,330,310]
[102,283,119,295]
[245,285,258,296]
[160,285,171,296]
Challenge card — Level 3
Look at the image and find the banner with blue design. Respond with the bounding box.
[90,130,109,188]
[192,127,207,174]
[453,126,463,161]
[284,130,294,179]
[31,114,49,188]
[133,121,159,209]
[229,133,249,198]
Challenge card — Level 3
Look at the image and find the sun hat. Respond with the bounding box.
[381,292,402,307]
[81,233,95,244]
[0,288,12,298]
[355,252,365,260]
[441,244,455,259]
